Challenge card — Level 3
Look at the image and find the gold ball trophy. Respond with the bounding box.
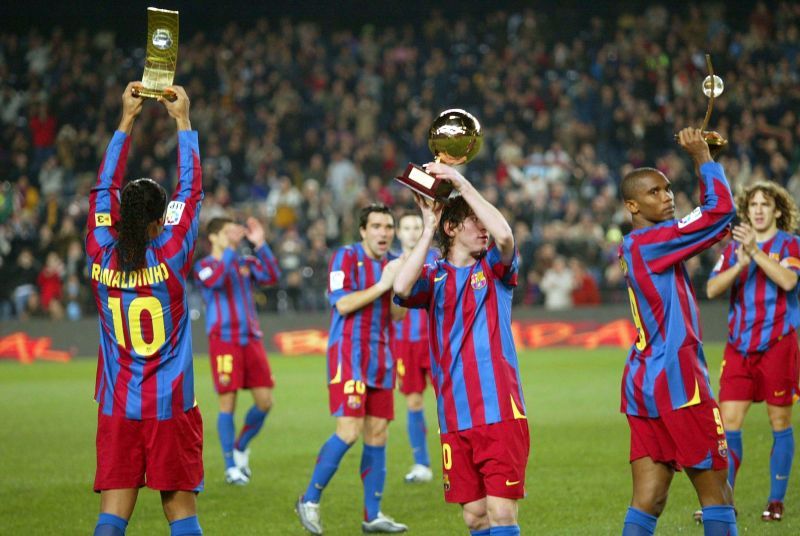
[395,109,483,200]
[677,54,727,159]
[131,7,179,102]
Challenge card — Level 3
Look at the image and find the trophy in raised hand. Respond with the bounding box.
[132,7,179,102]
[677,54,727,159]
[395,109,483,200]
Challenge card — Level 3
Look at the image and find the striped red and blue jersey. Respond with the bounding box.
[327,243,394,389]
[710,231,800,354]
[395,244,526,433]
[86,130,203,421]
[619,161,734,417]
[392,249,439,344]
[194,244,281,345]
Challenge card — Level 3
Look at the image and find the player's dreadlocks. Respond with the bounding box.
[117,178,167,271]
[437,195,474,259]
[736,180,800,233]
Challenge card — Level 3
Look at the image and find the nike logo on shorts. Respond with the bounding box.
[505,480,520,486]
[774,390,786,397]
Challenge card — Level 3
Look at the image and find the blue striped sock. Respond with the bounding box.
[623,507,656,535]
[407,409,429,466]
[169,515,202,535]
[701,505,737,536]
[769,427,794,501]
[489,526,520,535]
[235,405,269,451]
[470,529,491,536]
[361,444,387,521]
[93,513,127,536]
[217,411,235,470]
[303,434,352,503]
[726,429,742,489]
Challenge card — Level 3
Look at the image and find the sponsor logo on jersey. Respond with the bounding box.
[471,271,487,290]
[164,201,185,226]
[678,206,702,228]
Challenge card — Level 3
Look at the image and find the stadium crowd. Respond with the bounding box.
[1,2,799,319]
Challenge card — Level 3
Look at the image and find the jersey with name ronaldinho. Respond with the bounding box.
[86,130,203,421]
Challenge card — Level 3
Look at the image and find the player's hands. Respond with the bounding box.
[677,127,712,165]
[732,223,757,255]
[423,162,470,193]
[735,245,751,269]
[218,223,245,250]
[122,82,145,118]
[244,217,266,248]
[378,258,404,293]
[160,85,191,130]
[413,193,444,232]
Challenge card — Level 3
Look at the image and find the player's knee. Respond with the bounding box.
[406,394,424,411]
[255,397,272,413]
[335,419,364,445]
[462,506,488,531]
[486,500,517,526]
[632,492,668,517]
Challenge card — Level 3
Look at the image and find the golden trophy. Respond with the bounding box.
[395,109,483,200]
[677,54,727,159]
[132,7,179,102]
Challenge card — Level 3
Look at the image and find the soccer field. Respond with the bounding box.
[0,345,796,535]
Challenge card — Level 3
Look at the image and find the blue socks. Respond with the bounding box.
[407,409,430,466]
[622,507,656,535]
[303,434,352,503]
[490,526,520,535]
[94,513,127,536]
[470,530,491,536]
[235,405,269,451]
[361,444,387,521]
[169,515,202,535]
[725,429,742,489]
[702,505,737,536]
[769,427,794,501]
[217,411,235,470]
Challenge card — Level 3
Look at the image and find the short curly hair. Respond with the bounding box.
[736,180,799,233]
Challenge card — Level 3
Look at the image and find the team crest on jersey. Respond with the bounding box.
[219,373,231,386]
[717,439,728,458]
[239,265,250,277]
[347,395,362,409]
[164,200,185,226]
[442,474,451,492]
[471,271,487,290]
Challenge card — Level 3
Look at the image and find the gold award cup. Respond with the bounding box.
[676,54,728,159]
[132,7,179,102]
[395,109,483,200]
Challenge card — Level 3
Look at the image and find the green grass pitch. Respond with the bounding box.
[1,345,797,534]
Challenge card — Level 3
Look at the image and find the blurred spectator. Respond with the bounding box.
[570,258,601,306]
[540,256,574,310]
[37,251,65,320]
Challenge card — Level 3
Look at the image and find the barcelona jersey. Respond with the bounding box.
[395,244,526,433]
[710,230,800,354]
[327,243,394,389]
[392,249,439,344]
[619,161,734,417]
[194,245,281,345]
[86,130,203,421]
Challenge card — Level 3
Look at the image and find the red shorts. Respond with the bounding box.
[718,330,800,406]
[328,381,394,420]
[628,399,728,472]
[394,339,432,395]
[439,419,530,504]
[209,335,274,394]
[94,406,204,492]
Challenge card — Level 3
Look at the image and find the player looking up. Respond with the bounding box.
[617,128,737,536]
[707,181,800,522]
[87,83,204,536]
[391,212,439,484]
[394,161,529,536]
[194,216,281,486]
[296,203,408,535]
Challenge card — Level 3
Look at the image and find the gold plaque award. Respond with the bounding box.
[395,109,483,200]
[132,7,179,101]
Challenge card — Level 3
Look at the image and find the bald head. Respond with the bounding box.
[621,167,664,201]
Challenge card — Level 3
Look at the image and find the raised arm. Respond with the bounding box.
[425,162,515,265]
[86,82,143,256]
[395,195,442,298]
[243,217,281,286]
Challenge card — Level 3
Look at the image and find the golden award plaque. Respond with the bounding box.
[395,109,483,200]
[676,54,728,159]
[132,7,179,101]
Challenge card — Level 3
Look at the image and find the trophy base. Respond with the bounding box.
[395,163,454,201]
[673,131,728,159]
[132,87,177,102]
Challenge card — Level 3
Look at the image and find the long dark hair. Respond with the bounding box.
[437,195,474,259]
[117,178,167,271]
